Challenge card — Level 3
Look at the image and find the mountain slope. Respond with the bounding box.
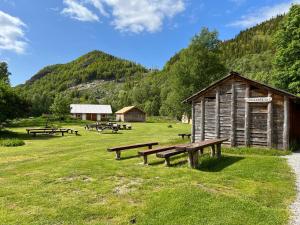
[17,50,148,98]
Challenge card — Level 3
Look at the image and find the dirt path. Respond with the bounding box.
[283,151,300,225]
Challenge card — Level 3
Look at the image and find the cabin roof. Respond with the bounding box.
[184,71,300,103]
[70,104,112,114]
[115,106,145,114]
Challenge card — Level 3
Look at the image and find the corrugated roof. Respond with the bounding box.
[184,71,300,103]
[115,106,144,114]
[70,104,112,114]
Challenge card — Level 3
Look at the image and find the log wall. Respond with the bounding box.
[193,77,287,149]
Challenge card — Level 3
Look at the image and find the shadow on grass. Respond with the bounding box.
[197,155,244,172]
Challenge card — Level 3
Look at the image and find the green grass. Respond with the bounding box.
[0,121,296,225]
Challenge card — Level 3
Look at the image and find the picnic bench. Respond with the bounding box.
[26,128,78,137]
[107,142,159,160]
[157,138,228,168]
[29,129,69,137]
[156,144,188,166]
[26,128,56,135]
[178,133,191,140]
[138,146,176,165]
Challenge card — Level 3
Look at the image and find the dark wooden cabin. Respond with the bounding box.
[184,72,300,150]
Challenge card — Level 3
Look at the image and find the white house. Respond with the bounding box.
[70,104,112,121]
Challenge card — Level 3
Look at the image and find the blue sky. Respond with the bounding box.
[0,0,298,86]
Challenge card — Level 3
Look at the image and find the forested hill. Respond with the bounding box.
[220,15,284,83]
[17,50,148,95]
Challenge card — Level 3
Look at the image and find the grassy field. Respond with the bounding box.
[0,121,296,225]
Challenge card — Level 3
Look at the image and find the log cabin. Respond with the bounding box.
[184,72,300,150]
[115,106,146,122]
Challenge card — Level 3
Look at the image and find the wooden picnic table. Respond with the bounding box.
[26,128,57,134]
[157,138,228,168]
[183,138,228,168]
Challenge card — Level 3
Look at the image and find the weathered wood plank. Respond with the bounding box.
[283,96,289,150]
[267,92,273,148]
[231,81,236,146]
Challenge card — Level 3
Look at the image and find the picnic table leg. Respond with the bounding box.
[210,145,216,157]
[199,148,204,155]
[115,151,121,160]
[188,150,199,169]
[143,155,148,165]
[216,144,222,159]
[62,132,64,136]
[165,157,171,167]
[148,145,153,149]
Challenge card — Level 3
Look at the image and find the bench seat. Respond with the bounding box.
[107,142,159,160]
[138,146,176,164]
[156,148,186,166]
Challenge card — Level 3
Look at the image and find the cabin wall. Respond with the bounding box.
[193,78,287,150]
[121,109,146,122]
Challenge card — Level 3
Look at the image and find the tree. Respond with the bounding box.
[0,62,11,84]
[160,28,227,118]
[0,81,28,125]
[50,93,71,119]
[274,4,300,95]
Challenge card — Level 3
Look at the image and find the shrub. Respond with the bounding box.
[0,138,25,147]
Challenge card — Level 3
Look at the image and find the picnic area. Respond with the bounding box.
[0,118,295,225]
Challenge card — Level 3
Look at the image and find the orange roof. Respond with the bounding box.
[115,106,145,114]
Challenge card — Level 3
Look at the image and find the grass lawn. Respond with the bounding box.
[0,121,296,225]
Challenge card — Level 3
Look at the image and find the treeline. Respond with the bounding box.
[14,5,300,120]
[0,62,29,126]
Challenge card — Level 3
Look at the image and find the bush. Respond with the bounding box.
[0,138,25,147]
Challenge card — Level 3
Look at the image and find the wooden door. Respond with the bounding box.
[249,103,268,147]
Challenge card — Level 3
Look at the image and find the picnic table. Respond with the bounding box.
[26,128,56,135]
[26,128,79,136]
[157,138,228,168]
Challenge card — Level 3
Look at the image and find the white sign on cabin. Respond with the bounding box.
[245,97,272,103]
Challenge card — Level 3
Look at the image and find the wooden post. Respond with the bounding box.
[165,158,171,167]
[192,101,196,143]
[115,151,121,160]
[210,145,216,157]
[267,91,273,148]
[215,88,220,139]
[216,144,221,159]
[187,150,199,169]
[201,98,205,141]
[244,84,250,147]
[231,82,236,147]
[143,155,148,165]
[283,96,290,150]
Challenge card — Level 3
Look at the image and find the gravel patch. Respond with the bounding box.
[283,151,300,225]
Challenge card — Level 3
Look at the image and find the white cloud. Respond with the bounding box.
[229,0,300,28]
[0,10,27,54]
[61,0,185,33]
[61,0,99,22]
